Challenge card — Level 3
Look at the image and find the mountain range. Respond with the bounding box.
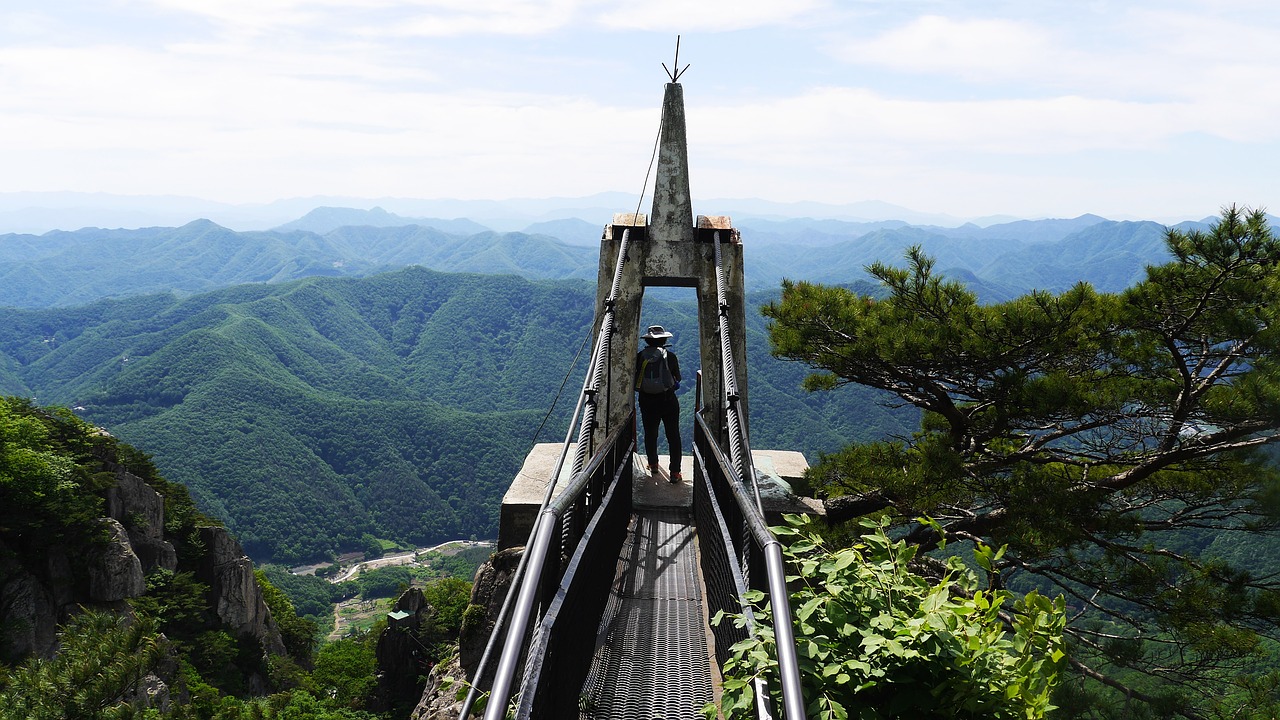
[0,208,1236,310]
[0,192,984,235]
[0,203,1249,562]
[0,267,908,563]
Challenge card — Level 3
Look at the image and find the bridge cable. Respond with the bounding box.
[712,230,764,513]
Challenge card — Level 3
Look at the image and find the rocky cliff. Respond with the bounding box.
[0,464,285,665]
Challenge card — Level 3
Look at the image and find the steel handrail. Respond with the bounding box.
[696,413,807,719]
[712,230,764,514]
[462,226,634,720]
[707,228,806,719]
[481,416,635,720]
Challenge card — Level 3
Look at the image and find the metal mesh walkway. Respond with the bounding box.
[578,506,715,719]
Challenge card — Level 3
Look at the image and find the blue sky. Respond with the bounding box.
[2,1,1277,222]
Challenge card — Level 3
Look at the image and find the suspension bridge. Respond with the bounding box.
[456,80,813,720]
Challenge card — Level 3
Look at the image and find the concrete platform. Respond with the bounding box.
[498,443,578,549]
[499,444,820,548]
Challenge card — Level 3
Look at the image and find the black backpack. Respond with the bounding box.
[637,346,675,394]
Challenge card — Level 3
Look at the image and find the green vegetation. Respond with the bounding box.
[0,396,483,718]
[713,517,1065,720]
[0,266,913,562]
[357,566,414,599]
[763,206,1280,717]
[0,610,164,720]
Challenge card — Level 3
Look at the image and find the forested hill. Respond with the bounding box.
[0,267,909,563]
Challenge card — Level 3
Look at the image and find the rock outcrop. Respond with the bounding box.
[105,469,178,573]
[410,546,522,720]
[194,526,287,657]
[88,518,147,602]
[459,546,521,676]
[0,547,60,660]
[410,653,465,720]
[375,587,433,712]
[1,517,148,660]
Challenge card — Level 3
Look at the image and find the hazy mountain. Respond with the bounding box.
[272,206,492,235]
[3,191,1139,235]
[919,213,1110,243]
[736,218,909,246]
[0,212,1198,310]
[0,191,641,234]
[0,221,597,308]
[743,219,1180,302]
[521,218,604,246]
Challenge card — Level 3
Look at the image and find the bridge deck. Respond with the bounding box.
[577,463,717,719]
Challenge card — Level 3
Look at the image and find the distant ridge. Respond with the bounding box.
[1,190,1238,235]
[272,206,491,236]
[1,213,1229,309]
[521,218,603,246]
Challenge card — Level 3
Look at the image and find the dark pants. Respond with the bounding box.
[638,390,681,473]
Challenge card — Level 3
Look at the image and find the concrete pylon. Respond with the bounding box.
[588,82,748,458]
[651,83,695,245]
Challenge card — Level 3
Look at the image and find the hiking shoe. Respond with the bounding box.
[670,471,683,483]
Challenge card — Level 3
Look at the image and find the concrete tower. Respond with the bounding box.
[590,81,748,454]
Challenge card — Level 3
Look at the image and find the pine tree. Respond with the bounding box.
[763,206,1280,717]
[0,611,164,720]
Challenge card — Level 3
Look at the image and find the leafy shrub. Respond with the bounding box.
[712,516,1067,720]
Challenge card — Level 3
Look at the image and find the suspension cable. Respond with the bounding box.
[713,230,763,513]
[572,227,633,475]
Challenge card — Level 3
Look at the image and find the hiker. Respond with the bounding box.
[635,324,683,482]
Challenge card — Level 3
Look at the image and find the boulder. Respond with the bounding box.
[88,518,146,602]
[410,653,466,720]
[133,673,171,714]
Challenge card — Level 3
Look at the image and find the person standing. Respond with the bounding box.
[635,325,683,482]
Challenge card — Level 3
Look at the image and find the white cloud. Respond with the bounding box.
[692,88,1191,159]
[593,0,828,32]
[0,40,658,201]
[3,0,1277,219]
[373,0,583,37]
[140,0,592,36]
[834,15,1056,83]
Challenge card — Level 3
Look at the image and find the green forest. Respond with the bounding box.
[0,267,912,562]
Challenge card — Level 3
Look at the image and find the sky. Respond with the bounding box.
[2,0,1278,223]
